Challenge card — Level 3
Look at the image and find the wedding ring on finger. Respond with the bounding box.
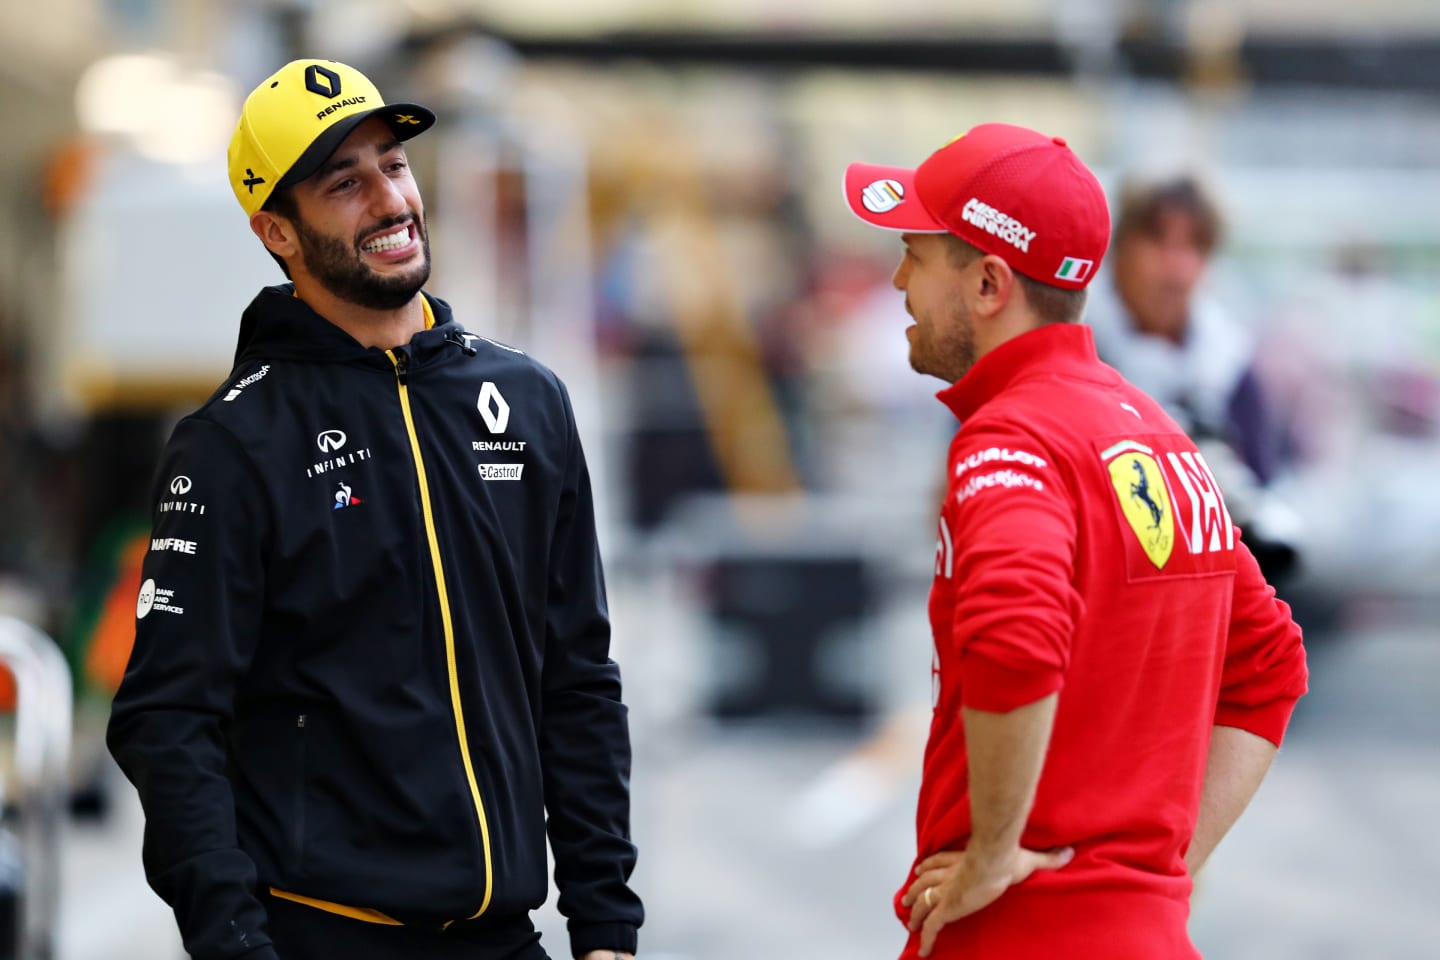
[924,887,935,907]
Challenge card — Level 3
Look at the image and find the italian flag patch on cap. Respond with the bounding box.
[1055,257,1094,282]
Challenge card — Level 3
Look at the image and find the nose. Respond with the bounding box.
[891,252,910,291]
[1166,246,1205,281]
[368,173,408,219]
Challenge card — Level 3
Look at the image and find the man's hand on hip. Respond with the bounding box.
[900,844,1074,956]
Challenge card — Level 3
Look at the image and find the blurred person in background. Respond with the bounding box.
[1085,174,1298,580]
[842,124,1307,959]
[106,59,641,960]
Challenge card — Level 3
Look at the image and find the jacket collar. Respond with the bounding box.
[233,285,459,367]
[936,323,1111,422]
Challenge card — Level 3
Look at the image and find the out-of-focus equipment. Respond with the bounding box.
[666,496,879,724]
[0,618,72,960]
[708,550,874,720]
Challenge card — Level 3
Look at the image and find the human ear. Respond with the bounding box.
[975,255,1016,317]
[249,211,299,261]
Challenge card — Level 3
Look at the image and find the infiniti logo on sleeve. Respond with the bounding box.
[159,475,205,515]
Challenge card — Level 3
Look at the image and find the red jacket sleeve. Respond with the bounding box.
[947,418,1083,713]
[1214,537,1308,745]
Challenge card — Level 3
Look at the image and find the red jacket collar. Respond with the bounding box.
[937,323,1110,421]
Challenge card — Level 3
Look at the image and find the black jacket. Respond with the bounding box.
[108,286,641,960]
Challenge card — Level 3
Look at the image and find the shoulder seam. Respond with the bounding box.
[181,413,278,546]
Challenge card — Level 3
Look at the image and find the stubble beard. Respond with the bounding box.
[295,213,432,311]
[909,299,976,384]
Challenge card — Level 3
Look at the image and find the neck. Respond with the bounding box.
[975,304,1045,365]
[291,277,426,349]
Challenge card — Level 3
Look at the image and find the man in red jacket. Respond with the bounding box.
[842,125,1308,959]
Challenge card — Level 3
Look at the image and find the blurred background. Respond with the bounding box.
[1,0,1438,958]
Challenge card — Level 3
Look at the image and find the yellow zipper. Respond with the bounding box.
[387,347,494,920]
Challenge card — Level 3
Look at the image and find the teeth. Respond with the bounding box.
[362,226,410,252]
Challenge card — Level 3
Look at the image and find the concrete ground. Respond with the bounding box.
[48,577,1440,960]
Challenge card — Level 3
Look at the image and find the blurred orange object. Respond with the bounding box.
[84,533,150,696]
[0,529,149,713]
[43,136,98,221]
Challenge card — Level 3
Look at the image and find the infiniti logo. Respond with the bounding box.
[305,430,372,479]
[317,430,347,453]
[169,476,193,495]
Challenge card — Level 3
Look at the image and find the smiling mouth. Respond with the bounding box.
[360,223,413,253]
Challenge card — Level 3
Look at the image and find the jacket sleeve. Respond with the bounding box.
[106,416,279,960]
[1213,537,1308,745]
[947,418,1084,713]
[539,380,643,958]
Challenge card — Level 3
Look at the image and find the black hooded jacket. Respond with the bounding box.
[108,286,641,960]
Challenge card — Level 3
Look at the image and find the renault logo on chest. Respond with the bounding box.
[317,429,347,452]
[478,382,511,434]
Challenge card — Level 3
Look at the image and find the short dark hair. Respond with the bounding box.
[259,186,299,279]
[1114,175,1223,254]
[942,235,1087,326]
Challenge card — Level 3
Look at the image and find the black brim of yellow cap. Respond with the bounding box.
[276,102,437,191]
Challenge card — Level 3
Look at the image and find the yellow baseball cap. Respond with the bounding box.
[227,59,435,215]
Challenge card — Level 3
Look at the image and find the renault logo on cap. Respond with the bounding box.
[305,64,342,99]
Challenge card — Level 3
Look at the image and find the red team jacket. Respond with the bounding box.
[898,323,1308,959]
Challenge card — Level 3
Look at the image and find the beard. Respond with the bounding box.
[908,294,976,384]
[294,212,431,311]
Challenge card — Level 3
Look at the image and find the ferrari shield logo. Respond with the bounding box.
[1104,444,1174,570]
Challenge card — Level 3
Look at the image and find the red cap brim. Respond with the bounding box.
[843,163,947,233]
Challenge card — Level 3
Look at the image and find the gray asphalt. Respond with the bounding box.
[53,580,1440,960]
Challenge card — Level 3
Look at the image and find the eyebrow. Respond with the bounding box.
[314,140,406,182]
[314,156,358,181]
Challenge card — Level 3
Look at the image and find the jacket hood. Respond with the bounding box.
[233,284,459,367]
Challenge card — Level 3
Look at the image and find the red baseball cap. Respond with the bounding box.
[843,123,1111,289]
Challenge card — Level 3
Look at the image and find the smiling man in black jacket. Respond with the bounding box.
[107,59,642,960]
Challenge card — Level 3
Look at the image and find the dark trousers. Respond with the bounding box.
[261,892,550,960]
